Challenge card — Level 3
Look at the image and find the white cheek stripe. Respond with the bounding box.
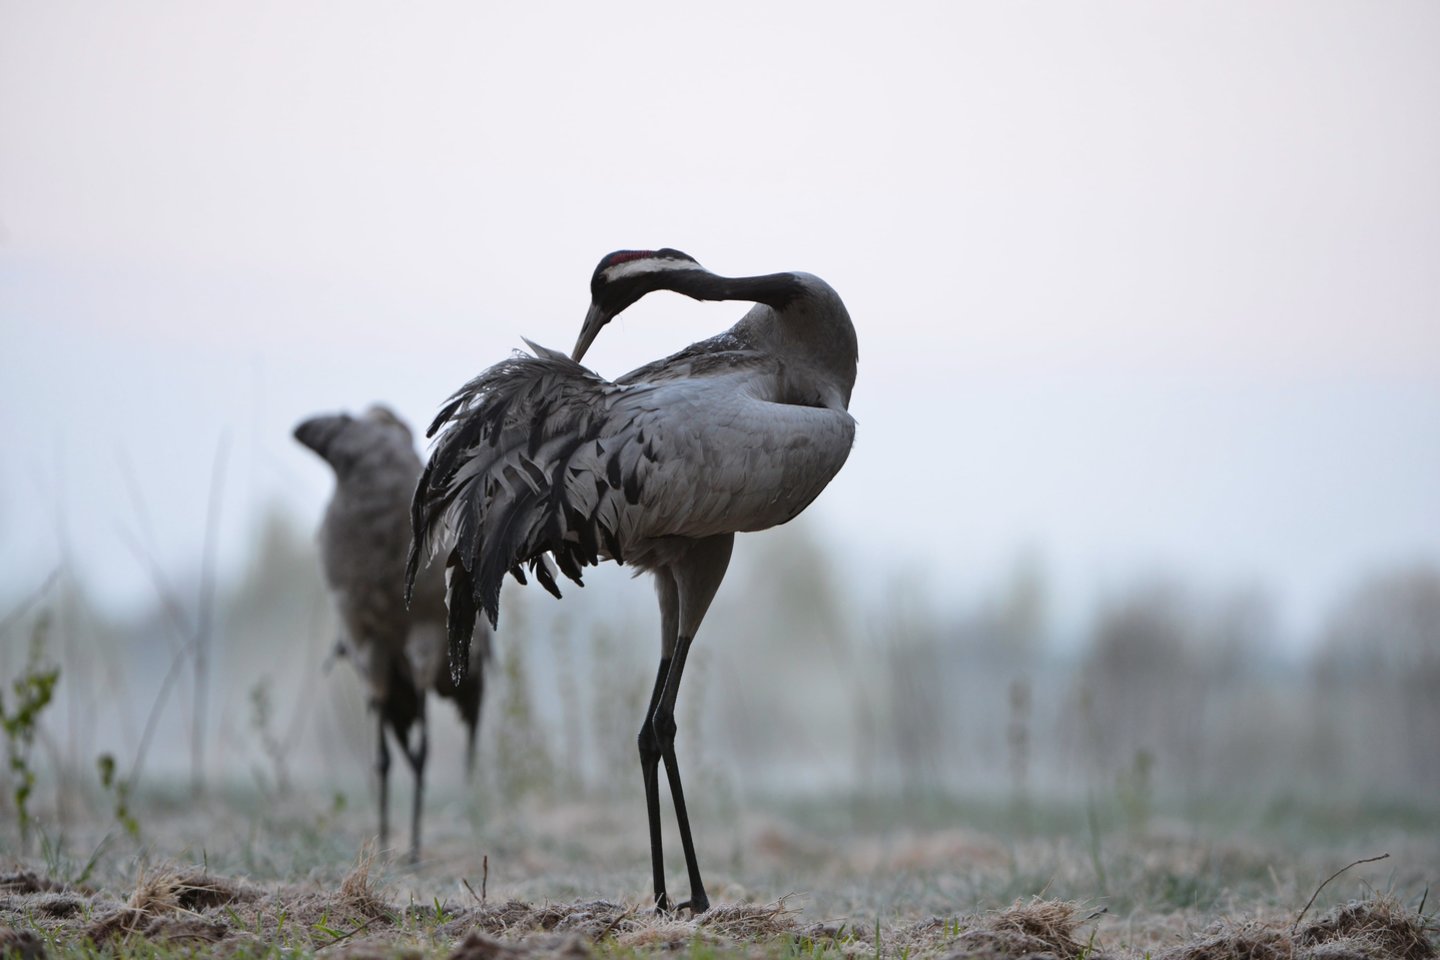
[602,257,704,283]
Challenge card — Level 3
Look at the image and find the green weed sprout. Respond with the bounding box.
[1,616,61,848]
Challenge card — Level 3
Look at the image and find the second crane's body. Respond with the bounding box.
[296,406,489,863]
[411,249,857,914]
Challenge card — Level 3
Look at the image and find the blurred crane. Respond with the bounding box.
[409,249,857,912]
[295,405,489,863]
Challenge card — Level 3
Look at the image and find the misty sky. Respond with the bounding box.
[2,2,1437,643]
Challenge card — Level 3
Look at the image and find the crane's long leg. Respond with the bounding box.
[641,533,732,916]
[638,653,672,911]
[653,634,707,913]
[375,711,391,852]
[640,567,681,911]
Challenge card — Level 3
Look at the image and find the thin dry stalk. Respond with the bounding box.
[1294,854,1390,936]
[125,635,193,790]
[0,568,60,639]
[117,452,195,653]
[191,431,230,798]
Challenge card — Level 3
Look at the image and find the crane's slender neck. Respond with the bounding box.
[657,269,805,310]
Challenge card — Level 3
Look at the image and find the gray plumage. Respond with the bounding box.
[294,404,489,863]
[409,249,856,913]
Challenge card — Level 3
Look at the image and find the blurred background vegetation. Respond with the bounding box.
[2,503,1436,856]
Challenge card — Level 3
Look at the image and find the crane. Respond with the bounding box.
[408,248,857,913]
[295,405,490,863]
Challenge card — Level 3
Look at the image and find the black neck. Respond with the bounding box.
[604,269,803,317]
[663,270,803,310]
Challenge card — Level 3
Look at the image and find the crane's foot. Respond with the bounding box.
[674,895,710,916]
[653,893,709,917]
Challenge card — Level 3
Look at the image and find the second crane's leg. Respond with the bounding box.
[463,717,479,783]
[405,709,428,865]
[463,659,484,783]
[375,711,391,852]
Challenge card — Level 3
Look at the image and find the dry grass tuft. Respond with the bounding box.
[169,870,260,911]
[440,898,795,952]
[337,844,390,920]
[441,899,637,941]
[615,919,713,951]
[937,898,1101,960]
[449,929,539,960]
[0,874,66,896]
[1295,896,1436,960]
[81,865,257,945]
[1302,938,1408,960]
[139,915,231,944]
[128,866,255,913]
[528,899,626,934]
[697,898,799,940]
[212,931,268,958]
[1156,918,1288,960]
[127,864,256,915]
[83,907,150,944]
[442,899,546,937]
[443,898,529,932]
[24,893,87,919]
[1158,896,1436,960]
[448,928,591,960]
[327,935,424,960]
[0,926,46,960]
[484,900,545,933]
[127,868,185,915]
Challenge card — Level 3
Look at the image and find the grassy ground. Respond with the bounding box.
[1,787,1437,959]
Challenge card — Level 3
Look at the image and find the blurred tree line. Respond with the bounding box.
[1,504,1437,831]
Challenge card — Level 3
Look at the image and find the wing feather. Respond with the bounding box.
[408,344,856,657]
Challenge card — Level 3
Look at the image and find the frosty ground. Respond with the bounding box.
[2,787,1436,959]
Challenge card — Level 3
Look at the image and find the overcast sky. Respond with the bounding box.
[2,1,1437,643]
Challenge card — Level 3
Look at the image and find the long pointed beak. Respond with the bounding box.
[572,303,608,364]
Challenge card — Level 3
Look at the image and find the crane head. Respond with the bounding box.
[573,248,703,363]
[294,406,415,477]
